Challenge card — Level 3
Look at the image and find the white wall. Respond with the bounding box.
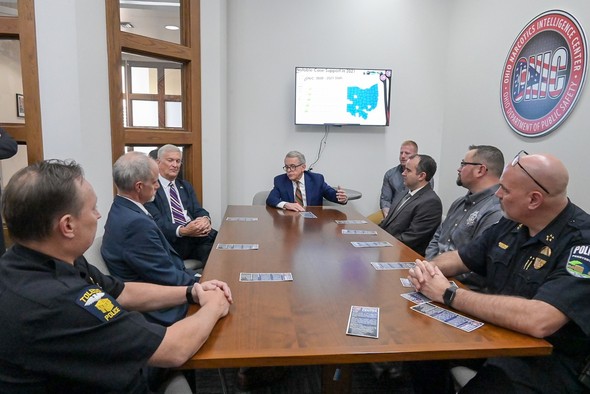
[224,0,449,217]
[441,0,590,212]
[35,0,113,234]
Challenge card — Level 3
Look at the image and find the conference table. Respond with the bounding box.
[183,205,551,392]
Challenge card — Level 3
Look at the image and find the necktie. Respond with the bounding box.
[169,182,187,225]
[395,192,411,212]
[295,181,304,206]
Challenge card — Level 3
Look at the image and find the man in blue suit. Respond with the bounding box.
[266,150,348,211]
[145,144,216,264]
[101,151,199,326]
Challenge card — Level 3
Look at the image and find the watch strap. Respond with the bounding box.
[186,285,197,304]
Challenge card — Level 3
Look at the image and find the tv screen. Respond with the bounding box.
[295,67,391,126]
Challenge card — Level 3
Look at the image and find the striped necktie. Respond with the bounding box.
[169,182,187,225]
[295,181,304,206]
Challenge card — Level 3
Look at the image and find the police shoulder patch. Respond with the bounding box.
[566,245,590,278]
[75,286,123,322]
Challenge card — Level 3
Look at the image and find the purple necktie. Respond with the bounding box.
[169,182,187,225]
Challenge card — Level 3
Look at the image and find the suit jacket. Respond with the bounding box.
[266,171,341,207]
[379,184,442,256]
[145,179,216,262]
[101,195,195,326]
[145,178,210,243]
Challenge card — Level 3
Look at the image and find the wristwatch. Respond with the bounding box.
[186,285,197,304]
[443,285,458,307]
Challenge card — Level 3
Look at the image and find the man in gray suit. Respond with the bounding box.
[379,154,442,256]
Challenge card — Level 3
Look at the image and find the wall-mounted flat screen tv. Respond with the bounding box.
[295,67,391,126]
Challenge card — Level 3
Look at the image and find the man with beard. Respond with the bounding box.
[425,145,504,290]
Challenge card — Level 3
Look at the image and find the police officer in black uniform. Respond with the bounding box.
[410,151,590,393]
[0,160,232,393]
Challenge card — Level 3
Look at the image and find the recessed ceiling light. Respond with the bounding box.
[165,25,180,31]
[120,22,134,29]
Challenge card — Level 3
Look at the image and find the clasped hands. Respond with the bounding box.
[180,216,212,237]
[408,259,453,304]
[190,279,233,317]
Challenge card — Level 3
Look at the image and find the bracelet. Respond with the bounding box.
[186,285,197,304]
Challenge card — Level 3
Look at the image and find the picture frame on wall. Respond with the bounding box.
[16,94,24,118]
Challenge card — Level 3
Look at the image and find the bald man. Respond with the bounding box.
[408,151,590,393]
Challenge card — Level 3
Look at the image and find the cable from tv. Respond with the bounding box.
[308,124,330,171]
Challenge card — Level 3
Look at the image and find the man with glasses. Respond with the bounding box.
[409,151,590,393]
[425,145,504,290]
[266,150,348,211]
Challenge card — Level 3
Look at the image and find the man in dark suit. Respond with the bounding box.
[101,151,200,326]
[266,150,348,211]
[145,144,216,264]
[379,154,442,256]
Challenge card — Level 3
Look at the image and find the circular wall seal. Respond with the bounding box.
[500,10,587,137]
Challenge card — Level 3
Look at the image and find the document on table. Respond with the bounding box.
[346,306,379,339]
[342,229,378,235]
[351,241,392,248]
[371,262,415,270]
[335,219,368,224]
[400,291,432,304]
[300,212,317,218]
[411,303,484,332]
[216,243,259,250]
[225,217,258,222]
[239,273,293,282]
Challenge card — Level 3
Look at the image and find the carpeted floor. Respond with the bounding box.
[190,363,415,394]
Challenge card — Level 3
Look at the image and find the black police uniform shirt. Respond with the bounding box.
[0,244,166,393]
[458,201,590,392]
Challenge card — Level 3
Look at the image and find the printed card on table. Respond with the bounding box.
[371,262,415,270]
[239,273,294,282]
[335,219,368,224]
[411,303,484,332]
[342,229,378,235]
[351,241,392,248]
[225,217,258,222]
[300,212,317,218]
[346,306,379,339]
[216,243,259,250]
[400,291,432,304]
[400,277,415,288]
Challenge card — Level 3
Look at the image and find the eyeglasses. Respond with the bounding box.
[460,160,483,168]
[283,163,304,172]
[511,150,550,194]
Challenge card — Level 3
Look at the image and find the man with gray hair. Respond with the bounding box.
[266,150,348,211]
[146,144,216,264]
[102,151,200,326]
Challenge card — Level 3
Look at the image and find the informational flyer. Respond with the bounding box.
[239,273,293,282]
[346,306,379,339]
[216,244,259,250]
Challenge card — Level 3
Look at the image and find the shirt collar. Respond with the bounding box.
[464,184,499,205]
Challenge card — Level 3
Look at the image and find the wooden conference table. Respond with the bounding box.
[183,205,551,391]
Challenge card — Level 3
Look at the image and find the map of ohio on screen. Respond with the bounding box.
[295,67,391,126]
